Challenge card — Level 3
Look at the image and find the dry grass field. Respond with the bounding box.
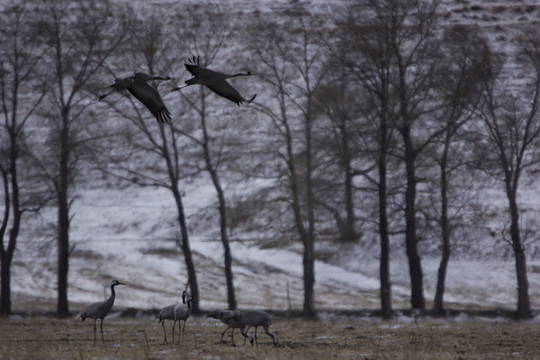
[1,315,540,359]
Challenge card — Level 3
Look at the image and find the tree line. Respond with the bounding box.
[1,0,539,319]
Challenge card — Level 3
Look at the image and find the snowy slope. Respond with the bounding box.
[10,182,540,315]
[5,0,540,316]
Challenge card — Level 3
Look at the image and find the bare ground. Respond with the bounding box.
[1,315,540,359]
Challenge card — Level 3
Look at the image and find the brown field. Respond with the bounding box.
[1,315,540,359]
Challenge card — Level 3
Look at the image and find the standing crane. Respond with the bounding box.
[157,290,190,343]
[79,279,124,341]
[173,294,193,343]
[156,303,176,343]
[98,72,173,123]
[172,56,256,105]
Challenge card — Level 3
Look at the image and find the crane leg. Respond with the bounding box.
[181,320,186,343]
[100,319,104,341]
[241,327,254,346]
[264,326,278,345]
[93,319,97,342]
[254,326,259,347]
[244,326,251,344]
[220,327,229,342]
[176,320,186,344]
[161,321,167,343]
[172,320,177,344]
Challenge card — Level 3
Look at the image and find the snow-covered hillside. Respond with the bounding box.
[11,181,540,315]
[5,0,540,317]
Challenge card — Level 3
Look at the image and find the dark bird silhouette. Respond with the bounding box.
[99,72,173,123]
[79,279,123,341]
[172,56,256,105]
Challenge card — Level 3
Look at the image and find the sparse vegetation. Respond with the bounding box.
[1,317,539,359]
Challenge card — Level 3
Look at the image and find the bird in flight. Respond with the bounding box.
[172,56,256,105]
[99,72,173,123]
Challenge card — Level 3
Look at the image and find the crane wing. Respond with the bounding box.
[127,81,172,123]
[207,80,251,105]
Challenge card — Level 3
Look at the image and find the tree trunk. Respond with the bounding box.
[216,186,236,310]
[302,233,316,319]
[0,257,12,315]
[212,174,236,310]
[200,107,236,310]
[57,125,70,317]
[433,150,450,315]
[1,133,22,315]
[507,187,531,319]
[342,124,356,243]
[171,186,200,315]
[378,122,393,318]
[402,130,425,310]
[304,104,317,319]
[1,190,20,315]
[57,194,70,316]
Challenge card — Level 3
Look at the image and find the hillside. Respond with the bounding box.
[4,0,540,318]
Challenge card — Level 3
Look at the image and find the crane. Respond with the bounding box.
[207,308,278,346]
[156,304,176,343]
[99,72,173,123]
[157,290,191,343]
[172,56,256,105]
[206,309,250,345]
[238,309,278,346]
[173,294,193,343]
[79,279,123,341]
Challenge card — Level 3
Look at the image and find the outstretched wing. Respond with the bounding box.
[208,80,255,105]
[127,81,171,123]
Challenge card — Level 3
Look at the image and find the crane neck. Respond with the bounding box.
[110,284,118,298]
[231,71,251,78]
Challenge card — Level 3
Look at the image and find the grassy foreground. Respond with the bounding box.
[0,316,539,359]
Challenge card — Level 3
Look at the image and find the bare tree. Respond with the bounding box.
[312,69,361,245]
[364,0,447,310]
[474,28,540,319]
[35,0,130,316]
[428,27,491,315]
[331,1,403,317]
[0,1,50,315]
[249,9,328,318]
